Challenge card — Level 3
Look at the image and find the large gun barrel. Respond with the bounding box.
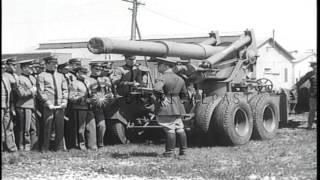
[87,37,225,60]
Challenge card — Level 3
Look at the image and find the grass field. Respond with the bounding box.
[1,114,317,180]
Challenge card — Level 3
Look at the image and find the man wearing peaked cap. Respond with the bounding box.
[15,59,39,151]
[1,58,18,152]
[153,57,189,158]
[36,55,68,152]
[88,61,113,148]
[68,66,97,150]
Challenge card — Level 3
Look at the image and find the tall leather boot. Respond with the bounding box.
[163,132,176,157]
[176,130,187,156]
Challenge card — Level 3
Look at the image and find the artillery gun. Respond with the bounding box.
[88,29,287,146]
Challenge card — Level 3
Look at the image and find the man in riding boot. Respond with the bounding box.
[152,57,189,158]
[89,61,113,148]
[69,67,98,150]
[36,56,68,152]
[307,62,317,130]
[1,59,18,152]
[15,59,39,151]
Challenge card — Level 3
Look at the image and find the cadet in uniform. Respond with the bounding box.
[15,59,39,151]
[69,67,97,150]
[89,61,112,148]
[153,58,189,157]
[36,56,68,152]
[1,59,18,152]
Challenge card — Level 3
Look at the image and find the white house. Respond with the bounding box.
[255,38,295,90]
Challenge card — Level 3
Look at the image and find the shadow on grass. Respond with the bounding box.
[111,151,159,159]
[279,120,305,129]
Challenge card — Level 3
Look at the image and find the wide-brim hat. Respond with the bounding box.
[58,62,71,70]
[68,58,81,65]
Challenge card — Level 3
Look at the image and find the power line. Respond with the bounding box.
[141,6,207,31]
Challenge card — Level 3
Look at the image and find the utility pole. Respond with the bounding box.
[122,0,145,40]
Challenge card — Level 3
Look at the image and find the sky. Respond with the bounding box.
[2,0,317,54]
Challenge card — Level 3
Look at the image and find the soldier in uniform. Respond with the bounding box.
[15,59,39,151]
[1,59,18,152]
[88,61,112,148]
[36,56,68,152]
[308,62,317,129]
[153,58,189,157]
[69,67,97,150]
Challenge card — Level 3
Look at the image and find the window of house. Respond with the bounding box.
[284,68,288,82]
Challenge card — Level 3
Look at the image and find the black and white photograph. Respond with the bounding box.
[1,0,317,179]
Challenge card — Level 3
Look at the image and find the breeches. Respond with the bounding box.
[156,115,184,134]
[1,108,17,151]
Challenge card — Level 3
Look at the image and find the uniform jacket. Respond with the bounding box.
[69,78,92,110]
[154,71,188,116]
[36,71,68,107]
[112,64,142,96]
[16,74,37,108]
[309,73,317,98]
[2,72,19,106]
[1,74,12,108]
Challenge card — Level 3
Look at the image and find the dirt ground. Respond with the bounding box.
[1,113,317,180]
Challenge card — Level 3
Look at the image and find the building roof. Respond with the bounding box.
[256,37,295,60]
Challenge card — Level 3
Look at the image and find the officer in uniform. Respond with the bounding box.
[32,59,46,78]
[1,59,18,152]
[89,61,112,148]
[36,56,68,152]
[308,62,317,129]
[69,67,97,150]
[152,57,189,157]
[15,59,38,151]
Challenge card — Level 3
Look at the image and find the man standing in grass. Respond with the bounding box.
[37,56,68,152]
[15,59,39,151]
[153,58,188,158]
[307,62,317,129]
[1,59,18,152]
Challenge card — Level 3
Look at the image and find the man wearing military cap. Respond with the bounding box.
[36,56,68,152]
[68,66,97,150]
[112,55,143,96]
[2,59,18,152]
[152,57,189,157]
[307,62,317,129]
[88,61,113,148]
[15,59,39,151]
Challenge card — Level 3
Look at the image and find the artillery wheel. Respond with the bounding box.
[109,121,128,144]
[194,96,222,134]
[255,78,273,92]
[213,93,253,145]
[249,93,279,140]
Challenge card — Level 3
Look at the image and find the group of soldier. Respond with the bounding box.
[1,54,189,157]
